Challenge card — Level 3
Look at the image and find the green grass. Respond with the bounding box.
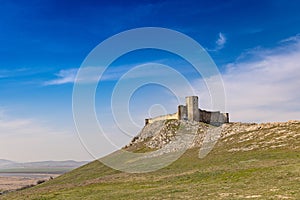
[2,147,299,200]
[2,121,299,199]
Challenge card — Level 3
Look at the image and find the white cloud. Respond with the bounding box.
[216,32,226,49]
[44,62,183,86]
[279,33,300,43]
[44,68,78,85]
[206,32,227,51]
[195,34,300,122]
[44,66,129,86]
[0,68,37,80]
[0,110,91,162]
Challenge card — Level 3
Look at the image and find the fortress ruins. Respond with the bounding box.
[145,96,229,126]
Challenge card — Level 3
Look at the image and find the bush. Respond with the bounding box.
[37,180,46,185]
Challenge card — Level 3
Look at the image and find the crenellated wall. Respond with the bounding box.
[145,96,229,126]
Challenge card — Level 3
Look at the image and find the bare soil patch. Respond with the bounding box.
[0,174,59,191]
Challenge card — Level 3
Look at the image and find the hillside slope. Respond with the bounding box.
[2,120,300,199]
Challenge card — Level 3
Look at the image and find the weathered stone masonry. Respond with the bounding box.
[145,96,229,126]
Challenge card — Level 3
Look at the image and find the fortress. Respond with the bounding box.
[145,96,229,126]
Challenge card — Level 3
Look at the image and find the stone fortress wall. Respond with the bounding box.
[145,96,229,126]
[145,113,178,124]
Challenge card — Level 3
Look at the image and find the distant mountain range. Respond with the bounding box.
[0,159,16,168]
[0,159,88,172]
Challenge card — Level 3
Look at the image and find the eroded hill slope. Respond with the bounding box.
[2,120,299,200]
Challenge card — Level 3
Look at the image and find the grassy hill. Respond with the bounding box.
[2,120,299,199]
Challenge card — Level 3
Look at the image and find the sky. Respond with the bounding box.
[0,0,300,162]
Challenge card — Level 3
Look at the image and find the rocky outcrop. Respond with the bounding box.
[127,120,300,153]
[220,120,300,152]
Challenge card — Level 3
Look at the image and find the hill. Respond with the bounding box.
[0,160,88,174]
[0,159,16,168]
[2,120,299,199]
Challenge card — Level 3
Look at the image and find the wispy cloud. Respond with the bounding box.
[44,68,78,85]
[207,32,227,51]
[0,68,31,78]
[279,33,300,43]
[195,34,300,122]
[44,66,125,86]
[216,32,226,50]
[44,62,180,86]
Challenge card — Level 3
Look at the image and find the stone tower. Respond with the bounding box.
[186,96,199,121]
[178,105,187,120]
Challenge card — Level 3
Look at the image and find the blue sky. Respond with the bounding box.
[0,0,300,162]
